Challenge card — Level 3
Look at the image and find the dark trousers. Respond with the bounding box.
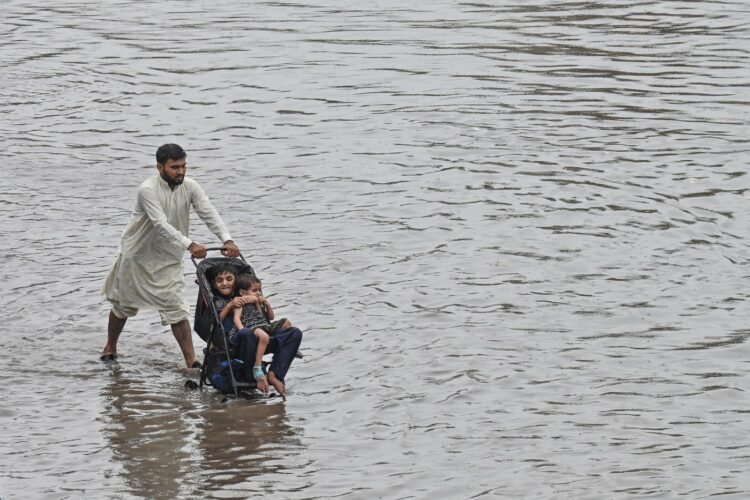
[230,326,302,383]
[267,327,303,382]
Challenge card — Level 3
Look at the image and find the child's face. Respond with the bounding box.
[238,288,254,297]
[250,282,262,294]
[213,272,235,296]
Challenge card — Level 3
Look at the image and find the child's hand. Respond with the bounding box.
[256,293,267,304]
[232,296,256,307]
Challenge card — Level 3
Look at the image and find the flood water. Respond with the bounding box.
[1,1,749,498]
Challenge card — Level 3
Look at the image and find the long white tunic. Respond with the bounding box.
[103,173,232,309]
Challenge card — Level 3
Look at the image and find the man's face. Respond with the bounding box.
[158,158,187,186]
[213,272,235,297]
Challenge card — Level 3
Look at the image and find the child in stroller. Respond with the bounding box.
[193,253,302,398]
[233,273,293,334]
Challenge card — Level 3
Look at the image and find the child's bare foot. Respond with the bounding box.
[267,371,286,398]
[256,377,269,395]
[253,364,269,395]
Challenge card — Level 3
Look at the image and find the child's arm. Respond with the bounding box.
[233,307,244,331]
[218,296,246,322]
[264,297,275,320]
[257,293,274,320]
[218,300,235,322]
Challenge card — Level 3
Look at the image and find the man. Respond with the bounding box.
[101,143,240,368]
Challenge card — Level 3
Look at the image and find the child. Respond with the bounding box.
[233,273,288,395]
[210,264,270,394]
[232,274,273,386]
[240,274,293,330]
[238,273,303,359]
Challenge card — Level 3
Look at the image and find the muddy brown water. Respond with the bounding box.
[1,1,749,498]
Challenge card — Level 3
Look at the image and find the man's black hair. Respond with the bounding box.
[156,143,186,165]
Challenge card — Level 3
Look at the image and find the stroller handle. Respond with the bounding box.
[191,247,247,267]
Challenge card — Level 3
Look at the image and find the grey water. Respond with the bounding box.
[1,0,749,498]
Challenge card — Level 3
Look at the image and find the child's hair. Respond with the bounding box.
[236,273,261,291]
[211,263,237,282]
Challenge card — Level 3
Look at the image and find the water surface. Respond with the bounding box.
[1,1,749,498]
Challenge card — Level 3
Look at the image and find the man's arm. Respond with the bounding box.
[189,181,240,256]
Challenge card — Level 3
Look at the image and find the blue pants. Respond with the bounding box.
[230,327,302,383]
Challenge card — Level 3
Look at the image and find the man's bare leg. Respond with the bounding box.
[101,311,127,360]
[171,319,198,368]
[267,371,286,398]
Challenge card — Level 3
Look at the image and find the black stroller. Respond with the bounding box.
[192,249,260,397]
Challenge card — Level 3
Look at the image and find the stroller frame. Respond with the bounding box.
[191,249,258,397]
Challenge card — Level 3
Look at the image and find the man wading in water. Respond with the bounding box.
[101,143,240,367]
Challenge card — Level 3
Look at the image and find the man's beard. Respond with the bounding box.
[161,171,184,186]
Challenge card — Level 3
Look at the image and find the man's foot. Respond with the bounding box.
[267,371,286,398]
[100,353,118,364]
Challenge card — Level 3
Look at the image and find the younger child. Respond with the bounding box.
[239,274,293,331]
[238,273,302,359]
[233,273,286,394]
[232,273,272,385]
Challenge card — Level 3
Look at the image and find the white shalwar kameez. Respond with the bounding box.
[103,173,231,320]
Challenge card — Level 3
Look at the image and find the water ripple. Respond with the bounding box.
[2,0,750,498]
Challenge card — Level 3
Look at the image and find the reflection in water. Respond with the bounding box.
[101,370,191,500]
[192,396,298,496]
[101,370,297,499]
